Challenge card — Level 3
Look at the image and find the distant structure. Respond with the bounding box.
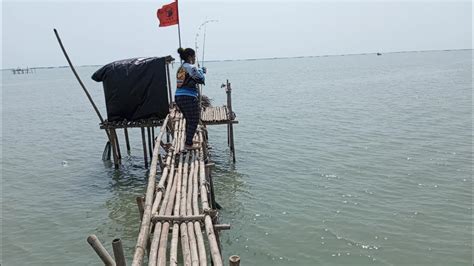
[12,67,35,74]
[377,53,382,56]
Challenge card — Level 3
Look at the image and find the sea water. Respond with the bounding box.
[2,50,472,265]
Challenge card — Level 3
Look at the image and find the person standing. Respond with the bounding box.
[175,47,207,150]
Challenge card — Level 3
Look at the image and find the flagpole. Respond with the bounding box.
[176,0,182,48]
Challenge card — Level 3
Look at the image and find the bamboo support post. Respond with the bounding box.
[131,115,170,266]
[87,235,116,266]
[124,128,131,153]
[229,255,240,266]
[152,127,155,148]
[112,238,126,266]
[114,129,122,160]
[147,127,153,160]
[136,196,145,220]
[214,224,231,231]
[226,80,236,162]
[206,164,217,210]
[110,129,120,169]
[141,127,148,168]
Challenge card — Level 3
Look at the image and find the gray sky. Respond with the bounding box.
[2,1,472,68]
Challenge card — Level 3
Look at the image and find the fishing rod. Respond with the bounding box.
[194,19,218,67]
[193,20,218,109]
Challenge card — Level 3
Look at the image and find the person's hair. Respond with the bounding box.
[177,47,196,62]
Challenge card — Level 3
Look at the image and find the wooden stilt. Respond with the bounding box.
[114,129,122,160]
[206,164,217,210]
[110,129,120,169]
[147,127,153,160]
[124,128,131,153]
[136,196,144,220]
[229,255,240,266]
[226,80,236,162]
[141,127,148,168]
[229,123,236,163]
[227,123,230,147]
[152,127,155,148]
[112,238,126,266]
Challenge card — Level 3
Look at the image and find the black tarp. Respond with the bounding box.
[92,57,170,122]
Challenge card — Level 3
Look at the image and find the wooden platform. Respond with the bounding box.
[201,106,238,125]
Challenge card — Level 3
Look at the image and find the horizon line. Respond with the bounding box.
[2,48,471,70]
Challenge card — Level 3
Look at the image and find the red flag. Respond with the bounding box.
[157,1,179,27]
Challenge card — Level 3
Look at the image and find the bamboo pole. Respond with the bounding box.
[141,127,148,168]
[169,153,184,265]
[112,238,126,266]
[148,165,175,265]
[192,150,207,266]
[131,115,170,266]
[179,153,191,266]
[147,127,153,160]
[199,133,223,266]
[150,116,182,266]
[136,196,145,220]
[152,127,155,149]
[110,128,119,169]
[87,235,116,266]
[152,214,205,222]
[206,164,217,210]
[124,128,131,153]
[114,129,122,160]
[214,224,231,231]
[186,152,199,266]
[151,153,173,214]
[53,29,110,143]
[229,255,240,266]
[226,81,236,162]
[149,119,180,266]
[156,152,182,266]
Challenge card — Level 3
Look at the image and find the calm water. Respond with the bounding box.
[1,50,472,265]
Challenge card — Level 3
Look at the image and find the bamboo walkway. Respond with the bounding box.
[87,82,239,266]
[130,107,229,266]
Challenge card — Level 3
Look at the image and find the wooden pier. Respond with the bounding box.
[52,30,239,265]
[88,106,240,265]
[90,78,239,265]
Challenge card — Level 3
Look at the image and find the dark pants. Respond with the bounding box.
[175,95,200,146]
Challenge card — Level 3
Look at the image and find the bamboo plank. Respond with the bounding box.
[132,114,170,266]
